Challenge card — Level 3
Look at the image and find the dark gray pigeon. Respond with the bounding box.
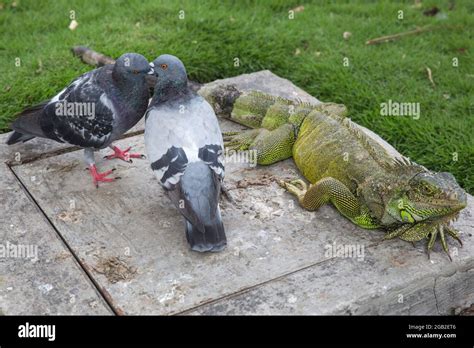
[7,53,154,187]
[145,54,226,252]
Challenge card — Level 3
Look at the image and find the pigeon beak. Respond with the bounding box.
[145,63,157,87]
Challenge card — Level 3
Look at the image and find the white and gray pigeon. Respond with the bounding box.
[6,53,154,187]
[145,54,226,252]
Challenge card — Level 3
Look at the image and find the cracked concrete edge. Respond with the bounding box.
[186,258,474,316]
[350,260,474,315]
[433,266,474,315]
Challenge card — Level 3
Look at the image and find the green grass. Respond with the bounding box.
[0,0,473,193]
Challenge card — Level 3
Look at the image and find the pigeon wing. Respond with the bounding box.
[40,68,116,148]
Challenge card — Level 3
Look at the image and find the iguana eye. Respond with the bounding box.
[132,70,139,74]
[420,183,433,195]
[160,64,168,70]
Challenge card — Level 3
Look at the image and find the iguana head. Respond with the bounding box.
[387,171,467,223]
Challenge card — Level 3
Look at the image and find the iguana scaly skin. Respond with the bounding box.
[199,84,468,259]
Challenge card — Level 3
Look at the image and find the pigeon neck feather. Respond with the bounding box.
[152,79,191,105]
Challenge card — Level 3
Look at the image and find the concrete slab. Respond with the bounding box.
[1,70,473,315]
[0,163,112,314]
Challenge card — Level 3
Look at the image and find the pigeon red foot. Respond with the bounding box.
[88,164,119,188]
[104,146,145,163]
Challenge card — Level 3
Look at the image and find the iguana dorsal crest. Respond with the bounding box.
[341,117,425,175]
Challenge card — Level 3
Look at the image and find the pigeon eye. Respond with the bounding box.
[160,64,168,70]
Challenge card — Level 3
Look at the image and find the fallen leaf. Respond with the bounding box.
[35,59,42,74]
[411,0,422,9]
[291,5,304,13]
[69,19,78,31]
[294,48,301,56]
[425,67,435,88]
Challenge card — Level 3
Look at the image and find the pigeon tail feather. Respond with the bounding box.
[10,102,48,139]
[178,161,226,252]
[185,215,226,252]
[6,131,35,145]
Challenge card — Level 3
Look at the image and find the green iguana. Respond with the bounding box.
[199,84,468,260]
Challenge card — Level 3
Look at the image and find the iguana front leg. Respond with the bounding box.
[384,218,462,260]
[279,177,380,229]
[223,124,296,165]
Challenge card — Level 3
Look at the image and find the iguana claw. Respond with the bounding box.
[384,219,461,261]
[278,178,307,201]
